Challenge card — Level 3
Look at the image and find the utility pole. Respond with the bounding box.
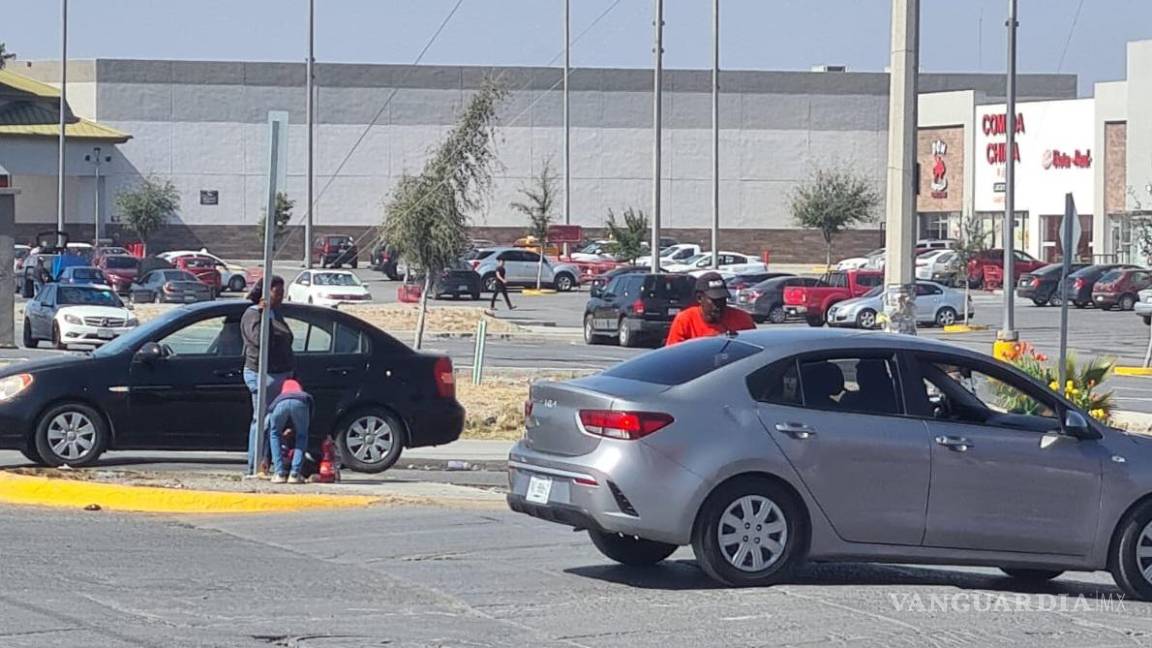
[710,0,720,269]
[997,0,1020,352]
[882,0,919,334]
[563,0,570,229]
[57,0,68,234]
[85,147,110,244]
[650,0,664,271]
[304,0,315,268]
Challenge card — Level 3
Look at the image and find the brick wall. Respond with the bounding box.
[1104,122,1127,215]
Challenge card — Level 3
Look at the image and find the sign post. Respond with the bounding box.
[0,170,18,348]
[1057,192,1079,388]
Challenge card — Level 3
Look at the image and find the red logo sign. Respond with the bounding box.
[1041,149,1092,170]
[929,140,948,199]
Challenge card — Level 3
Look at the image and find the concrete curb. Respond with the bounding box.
[0,471,378,514]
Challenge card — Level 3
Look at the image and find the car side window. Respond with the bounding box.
[915,283,941,296]
[157,316,239,357]
[297,272,311,286]
[749,355,903,416]
[333,321,368,354]
[39,285,56,306]
[286,317,333,354]
[603,277,622,297]
[915,356,1058,428]
[857,274,883,288]
[747,359,804,407]
[521,251,541,263]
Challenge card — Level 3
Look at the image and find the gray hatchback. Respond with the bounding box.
[508,329,1152,599]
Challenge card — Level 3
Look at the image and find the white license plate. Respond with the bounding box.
[96,328,115,339]
[668,308,680,315]
[526,475,552,504]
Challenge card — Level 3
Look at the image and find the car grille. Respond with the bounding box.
[83,317,125,327]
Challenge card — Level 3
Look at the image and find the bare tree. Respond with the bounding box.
[510,160,558,289]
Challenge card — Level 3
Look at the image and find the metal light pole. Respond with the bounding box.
[57,0,68,234]
[882,0,919,335]
[304,0,315,268]
[710,0,720,269]
[84,147,111,244]
[998,0,1020,347]
[650,0,664,271]
[563,0,570,229]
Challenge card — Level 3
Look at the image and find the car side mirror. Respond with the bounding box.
[134,341,166,363]
[1063,410,1101,440]
[590,286,603,298]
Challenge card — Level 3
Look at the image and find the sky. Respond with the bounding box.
[2,0,1151,96]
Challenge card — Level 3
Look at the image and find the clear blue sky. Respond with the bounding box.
[2,0,1150,95]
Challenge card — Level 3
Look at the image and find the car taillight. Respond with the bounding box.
[750,290,762,300]
[470,260,480,270]
[434,357,455,399]
[1030,277,1039,287]
[163,282,176,293]
[631,299,645,315]
[1074,278,1084,290]
[578,410,674,440]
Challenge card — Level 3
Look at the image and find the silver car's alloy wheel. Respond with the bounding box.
[345,415,394,464]
[1137,520,1152,585]
[46,411,98,461]
[857,309,876,329]
[717,495,788,573]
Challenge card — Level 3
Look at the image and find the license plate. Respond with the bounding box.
[668,308,680,316]
[458,285,469,291]
[96,328,114,339]
[526,475,552,504]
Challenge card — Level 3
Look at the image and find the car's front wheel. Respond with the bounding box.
[22,318,36,349]
[52,323,66,350]
[33,403,109,467]
[767,304,787,325]
[1120,294,1138,311]
[588,530,677,566]
[584,315,604,345]
[336,408,406,473]
[855,308,877,329]
[935,306,958,327]
[1111,500,1152,601]
[228,276,247,292]
[692,477,805,587]
[553,272,575,292]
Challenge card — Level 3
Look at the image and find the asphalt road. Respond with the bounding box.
[4,503,1151,648]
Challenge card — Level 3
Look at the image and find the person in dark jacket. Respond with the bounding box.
[266,378,313,483]
[241,276,295,476]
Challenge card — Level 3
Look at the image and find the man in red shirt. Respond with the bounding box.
[666,272,756,345]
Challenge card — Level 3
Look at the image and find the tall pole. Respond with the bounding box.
[999,0,1019,345]
[91,147,101,244]
[563,0,570,229]
[304,0,315,268]
[710,0,720,269]
[57,0,68,234]
[650,0,664,271]
[882,0,919,335]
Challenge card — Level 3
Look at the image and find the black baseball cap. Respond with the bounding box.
[695,272,730,300]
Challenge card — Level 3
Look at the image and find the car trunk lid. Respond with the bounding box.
[524,377,670,457]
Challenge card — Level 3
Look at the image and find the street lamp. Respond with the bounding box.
[84,147,111,244]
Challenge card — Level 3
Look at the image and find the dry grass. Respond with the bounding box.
[458,369,595,440]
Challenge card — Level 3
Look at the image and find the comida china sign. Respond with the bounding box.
[974,98,1095,216]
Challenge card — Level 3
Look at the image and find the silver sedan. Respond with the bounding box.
[826,281,971,329]
[508,329,1152,599]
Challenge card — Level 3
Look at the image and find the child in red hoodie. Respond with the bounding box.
[266,379,314,484]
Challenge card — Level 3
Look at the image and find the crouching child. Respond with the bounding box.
[267,379,314,484]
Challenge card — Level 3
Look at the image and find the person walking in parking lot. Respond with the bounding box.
[242,276,295,476]
[489,257,515,311]
[266,378,313,484]
[665,272,755,346]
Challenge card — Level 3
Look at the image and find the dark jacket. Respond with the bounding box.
[241,305,295,374]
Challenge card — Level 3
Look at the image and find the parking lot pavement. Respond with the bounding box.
[3,502,1149,648]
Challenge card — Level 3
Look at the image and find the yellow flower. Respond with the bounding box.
[1049,381,1059,390]
[1066,380,1075,390]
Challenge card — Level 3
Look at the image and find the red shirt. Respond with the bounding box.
[665,305,756,346]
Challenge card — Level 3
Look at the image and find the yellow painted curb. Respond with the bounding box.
[0,472,378,514]
[942,323,989,333]
[521,289,557,296]
[1115,367,1152,377]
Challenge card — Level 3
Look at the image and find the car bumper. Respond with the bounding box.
[1135,301,1152,317]
[506,439,705,546]
[312,296,372,308]
[404,399,465,448]
[1093,294,1120,308]
[57,323,135,345]
[825,309,859,327]
[621,318,672,340]
[1015,286,1038,299]
[784,305,808,316]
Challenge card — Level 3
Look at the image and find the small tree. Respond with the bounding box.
[0,43,15,70]
[510,160,558,289]
[605,207,649,264]
[258,192,294,246]
[952,212,991,323]
[114,176,179,247]
[1134,216,1152,367]
[790,169,880,268]
[381,80,507,349]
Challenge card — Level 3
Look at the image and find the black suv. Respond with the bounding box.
[583,273,694,348]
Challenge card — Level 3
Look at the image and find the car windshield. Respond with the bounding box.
[93,307,192,357]
[314,273,360,286]
[659,246,683,257]
[604,337,762,386]
[862,286,884,298]
[57,286,123,307]
[72,269,104,281]
[680,254,708,266]
[104,256,139,269]
[164,271,199,282]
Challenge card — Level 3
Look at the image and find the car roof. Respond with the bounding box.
[736,327,980,361]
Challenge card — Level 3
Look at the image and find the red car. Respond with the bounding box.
[312,235,359,269]
[97,255,140,295]
[1091,268,1152,311]
[175,255,223,296]
[783,269,884,326]
[967,249,1045,288]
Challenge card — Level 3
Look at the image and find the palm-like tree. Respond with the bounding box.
[0,42,15,70]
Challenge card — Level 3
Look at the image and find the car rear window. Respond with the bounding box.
[1098,270,1124,284]
[603,337,762,386]
[104,256,139,269]
[641,275,694,300]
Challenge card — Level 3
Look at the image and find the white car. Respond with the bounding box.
[636,243,702,268]
[286,270,372,307]
[837,248,884,271]
[568,241,619,263]
[666,252,767,276]
[159,249,249,293]
[23,283,138,349]
[915,249,960,283]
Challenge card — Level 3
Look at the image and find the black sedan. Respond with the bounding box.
[0,302,464,472]
[1016,262,1088,306]
[1058,264,1141,308]
[130,270,214,304]
[433,261,483,300]
[734,275,821,323]
[587,265,650,292]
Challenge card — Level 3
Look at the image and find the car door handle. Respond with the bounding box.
[775,422,816,439]
[213,369,241,379]
[326,366,359,376]
[935,435,973,452]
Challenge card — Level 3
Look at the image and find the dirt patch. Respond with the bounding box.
[458,369,595,440]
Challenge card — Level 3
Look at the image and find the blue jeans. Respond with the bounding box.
[244,368,290,472]
[267,399,310,477]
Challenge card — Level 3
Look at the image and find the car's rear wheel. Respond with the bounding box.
[482,273,498,292]
[470,290,481,301]
[588,530,677,566]
[1000,568,1063,582]
[1031,298,1047,307]
[767,305,787,325]
[52,323,66,350]
[1074,301,1088,309]
[22,318,36,349]
[856,308,877,329]
[1120,294,1138,311]
[1048,293,1063,307]
[692,477,805,587]
[584,315,604,345]
[618,319,636,347]
[1111,500,1152,601]
[935,306,958,327]
[33,403,108,467]
[336,408,406,474]
[806,314,824,327]
[1143,315,1151,326]
[228,276,247,292]
[553,273,575,292]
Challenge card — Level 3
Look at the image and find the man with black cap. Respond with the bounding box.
[665,271,756,346]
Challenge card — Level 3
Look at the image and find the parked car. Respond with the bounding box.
[56,266,110,289]
[1016,262,1090,306]
[287,270,372,307]
[369,242,404,280]
[726,272,792,296]
[735,276,821,324]
[836,248,884,271]
[313,235,359,269]
[97,254,140,295]
[636,243,701,268]
[130,270,215,304]
[1,301,463,473]
[1092,268,1152,311]
[174,256,223,296]
[967,249,1045,288]
[666,252,767,276]
[569,240,620,263]
[472,247,579,292]
[914,250,961,284]
[1058,264,1142,309]
[1135,288,1152,325]
[91,246,130,267]
[23,283,137,350]
[916,238,956,251]
[432,261,483,300]
[783,269,885,326]
[508,329,1152,599]
[587,265,650,293]
[826,282,972,329]
[583,273,695,347]
[159,250,249,293]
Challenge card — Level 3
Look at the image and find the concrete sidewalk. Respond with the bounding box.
[406,439,515,462]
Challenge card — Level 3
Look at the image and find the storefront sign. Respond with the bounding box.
[1042,149,1092,170]
[929,140,949,199]
[200,190,219,206]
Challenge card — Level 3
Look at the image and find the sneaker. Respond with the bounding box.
[287,474,304,484]
[269,474,287,484]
